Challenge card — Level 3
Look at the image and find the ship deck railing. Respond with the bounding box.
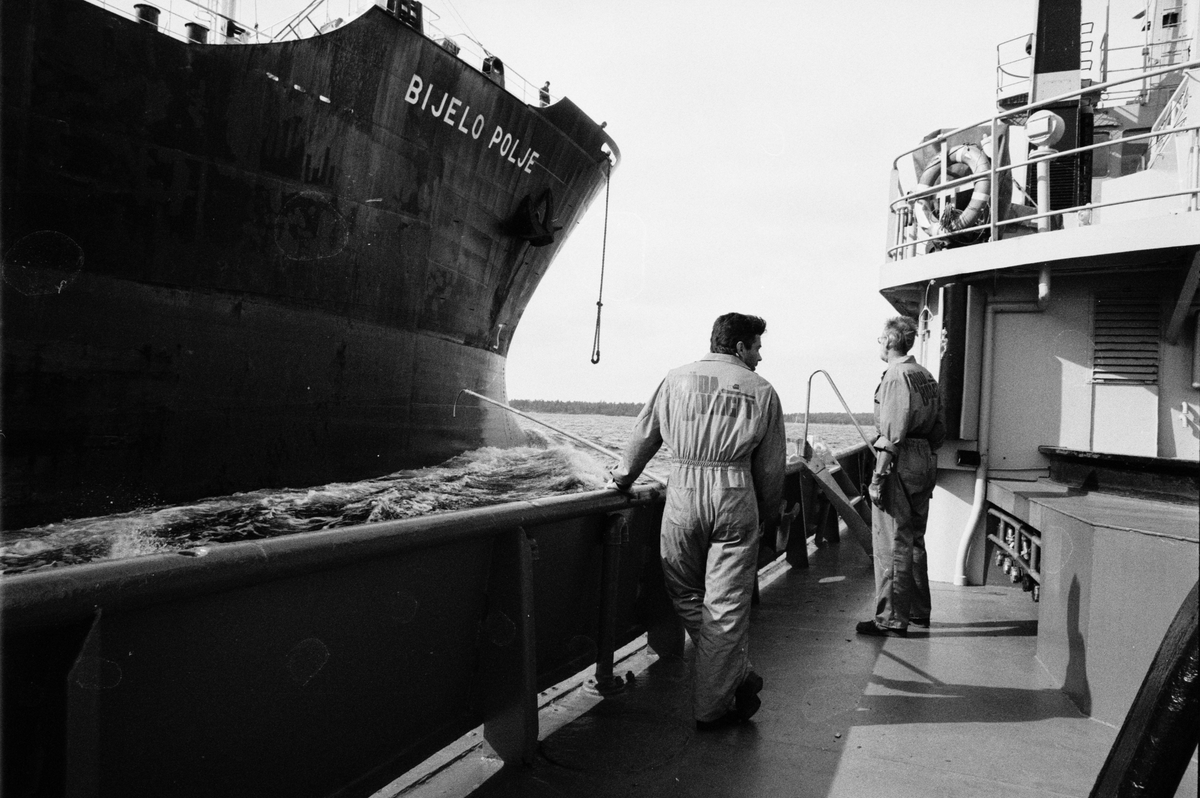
[0,446,864,797]
[384,510,1199,798]
[994,26,1193,113]
[4,443,1197,796]
[82,0,272,45]
[887,58,1200,262]
[82,0,563,110]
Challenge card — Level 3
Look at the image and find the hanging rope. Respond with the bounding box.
[590,158,612,364]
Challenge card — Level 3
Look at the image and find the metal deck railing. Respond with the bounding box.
[887,58,1199,261]
[80,0,564,110]
[0,445,874,796]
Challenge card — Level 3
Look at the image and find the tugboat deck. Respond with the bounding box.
[397,536,1199,798]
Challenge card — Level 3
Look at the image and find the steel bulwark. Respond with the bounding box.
[2,488,666,797]
[1,454,865,796]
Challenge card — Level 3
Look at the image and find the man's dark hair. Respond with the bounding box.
[710,313,767,355]
[882,316,919,354]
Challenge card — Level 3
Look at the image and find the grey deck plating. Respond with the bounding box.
[407,538,1198,798]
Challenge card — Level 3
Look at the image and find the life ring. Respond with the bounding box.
[913,144,992,236]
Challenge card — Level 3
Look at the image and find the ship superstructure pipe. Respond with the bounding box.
[1038,264,1051,307]
[953,277,1050,585]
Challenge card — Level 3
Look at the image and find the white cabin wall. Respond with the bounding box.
[918,290,988,584]
[1078,267,1199,459]
[1093,383,1160,454]
[988,282,1094,472]
[910,267,1195,586]
[984,272,1196,462]
[1159,310,1200,458]
[922,280,1094,583]
[925,470,984,584]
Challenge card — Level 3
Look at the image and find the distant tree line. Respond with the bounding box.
[512,399,871,425]
[784,412,874,425]
[511,399,645,416]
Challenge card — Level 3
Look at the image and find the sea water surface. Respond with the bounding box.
[0,416,868,575]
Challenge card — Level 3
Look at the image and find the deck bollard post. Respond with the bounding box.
[593,513,628,695]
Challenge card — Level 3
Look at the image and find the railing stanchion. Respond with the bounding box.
[482,526,539,765]
[989,115,998,241]
[593,513,629,695]
[1187,126,1195,212]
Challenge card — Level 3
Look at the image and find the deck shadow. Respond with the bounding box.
[464,539,1108,798]
[901,618,1037,637]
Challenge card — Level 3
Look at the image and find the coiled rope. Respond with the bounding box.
[590,158,612,364]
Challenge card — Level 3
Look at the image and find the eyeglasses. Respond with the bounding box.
[877,336,889,344]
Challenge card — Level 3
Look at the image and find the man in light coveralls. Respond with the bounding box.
[857,315,945,638]
[611,312,786,729]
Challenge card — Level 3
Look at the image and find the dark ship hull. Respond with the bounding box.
[0,0,616,528]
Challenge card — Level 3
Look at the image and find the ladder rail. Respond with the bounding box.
[802,370,877,459]
[795,370,878,561]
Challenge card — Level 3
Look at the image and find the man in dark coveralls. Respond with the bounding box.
[610,312,787,728]
[857,315,945,638]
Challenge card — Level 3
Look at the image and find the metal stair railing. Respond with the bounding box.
[801,369,876,459]
[797,370,876,559]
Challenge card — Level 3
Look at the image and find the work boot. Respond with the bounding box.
[695,710,742,731]
[735,671,764,720]
[855,620,907,638]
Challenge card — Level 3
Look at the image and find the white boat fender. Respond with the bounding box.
[913,144,992,234]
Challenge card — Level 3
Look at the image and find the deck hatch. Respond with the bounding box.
[1091,294,1161,384]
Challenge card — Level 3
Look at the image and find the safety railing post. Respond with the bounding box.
[593,513,628,695]
[939,138,950,220]
[1185,126,1195,211]
[1034,145,1057,231]
[481,526,538,765]
[989,114,999,241]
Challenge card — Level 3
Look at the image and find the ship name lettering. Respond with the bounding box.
[489,127,539,174]
[429,92,448,118]
[405,73,538,172]
[456,105,472,135]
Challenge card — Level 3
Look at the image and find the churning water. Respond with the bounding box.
[0,415,866,575]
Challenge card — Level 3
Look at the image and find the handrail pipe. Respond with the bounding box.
[802,370,877,459]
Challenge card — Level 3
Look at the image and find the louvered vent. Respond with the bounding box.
[1092,295,1161,384]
